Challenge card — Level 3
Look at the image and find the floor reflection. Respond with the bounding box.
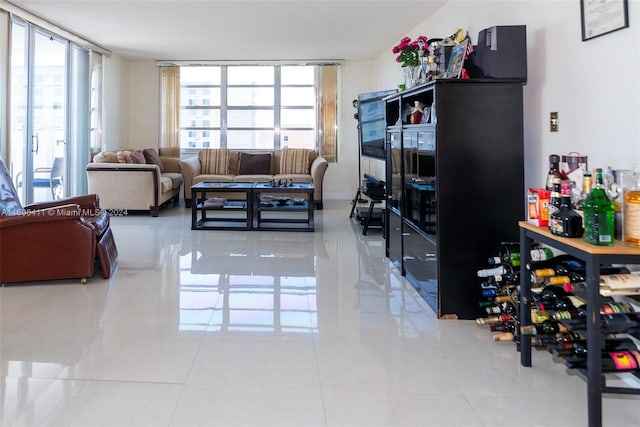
[180,232,320,333]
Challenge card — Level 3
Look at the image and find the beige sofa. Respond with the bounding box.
[180,148,328,209]
[87,149,183,217]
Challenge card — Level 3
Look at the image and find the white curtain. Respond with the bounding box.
[317,65,338,163]
[159,65,180,157]
[89,50,104,160]
[0,9,9,162]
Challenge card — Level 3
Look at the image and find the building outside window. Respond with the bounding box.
[179,65,316,151]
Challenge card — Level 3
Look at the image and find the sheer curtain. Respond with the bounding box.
[159,65,180,157]
[0,9,8,162]
[317,65,338,163]
[89,50,104,160]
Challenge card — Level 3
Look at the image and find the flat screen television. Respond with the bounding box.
[357,89,397,160]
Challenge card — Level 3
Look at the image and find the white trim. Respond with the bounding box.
[156,60,344,67]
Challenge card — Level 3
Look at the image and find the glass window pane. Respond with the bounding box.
[180,66,220,85]
[281,109,314,128]
[180,129,220,149]
[281,66,314,84]
[180,109,220,127]
[280,130,315,149]
[281,87,315,106]
[228,109,273,128]
[227,131,274,150]
[228,66,274,85]
[180,87,220,107]
[228,87,274,106]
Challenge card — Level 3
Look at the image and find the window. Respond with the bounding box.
[179,65,316,151]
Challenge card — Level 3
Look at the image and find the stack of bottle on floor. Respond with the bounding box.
[475,243,640,373]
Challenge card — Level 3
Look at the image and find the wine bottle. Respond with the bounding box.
[583,168,615,246]
[565,350,640,372]
[492,332,516,341]
[498,242,521,267]
[520,319,568,336]
[549,180,584,237]
[475,314,516,326]
[530,246,564,262]
[477,265,508,278]
[571,337,638,357]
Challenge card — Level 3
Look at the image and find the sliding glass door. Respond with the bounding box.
[10,19,69,204]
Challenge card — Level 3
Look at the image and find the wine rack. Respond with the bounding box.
[518,222,640,427]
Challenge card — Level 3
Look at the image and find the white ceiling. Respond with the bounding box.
[7,0,446,61]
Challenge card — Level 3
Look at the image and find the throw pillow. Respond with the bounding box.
[238,152,271,175]
[200,149,230,174]
[280,148,310,174]
[116,150,131,163]
[143,148,164,172]
[127,150,146,164]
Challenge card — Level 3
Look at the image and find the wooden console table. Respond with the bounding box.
[518,222,640,427]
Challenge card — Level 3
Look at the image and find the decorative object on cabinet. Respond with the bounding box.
[444,38,469,79]
[392,35,429,88]
[474,25,527,81]
[581,0,629,41]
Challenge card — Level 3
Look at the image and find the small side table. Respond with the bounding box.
[191,182,253,230]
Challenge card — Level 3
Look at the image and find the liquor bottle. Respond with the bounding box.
[546,154,562,191]
[565,350,640,372]
[623,166,640,247]
[583,168,615,246]
[548,177,562,216]
[549,180,584,237]
[574,172,592,220]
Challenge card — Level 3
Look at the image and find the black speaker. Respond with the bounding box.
[474,25,527,81]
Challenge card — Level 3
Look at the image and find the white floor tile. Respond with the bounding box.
[1,201,639,426]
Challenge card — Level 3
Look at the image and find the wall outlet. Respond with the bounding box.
[550,112,558,132]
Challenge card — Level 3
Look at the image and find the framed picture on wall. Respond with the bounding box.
[445,38,468,79]
[581,0,629,41]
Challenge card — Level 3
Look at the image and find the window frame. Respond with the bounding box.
[179,64,317,153]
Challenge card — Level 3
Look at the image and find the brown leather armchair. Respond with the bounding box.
[0,157,118,284]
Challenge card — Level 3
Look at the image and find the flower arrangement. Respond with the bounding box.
[392,35,429,68]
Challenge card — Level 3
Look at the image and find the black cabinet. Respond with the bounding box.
[386,209,403,271]
[385,79,525,319]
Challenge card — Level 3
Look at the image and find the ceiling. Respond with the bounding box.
[7,0,446,61]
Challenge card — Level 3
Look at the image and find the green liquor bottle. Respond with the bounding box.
[583,168,615,246]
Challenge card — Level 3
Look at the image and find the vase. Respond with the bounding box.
[403,65,421,89]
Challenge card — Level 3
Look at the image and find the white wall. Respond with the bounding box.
[103,53,129,151]
[374,0,640,190]
[103,0,639,197]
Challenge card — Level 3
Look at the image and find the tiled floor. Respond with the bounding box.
[1,200,639,426]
